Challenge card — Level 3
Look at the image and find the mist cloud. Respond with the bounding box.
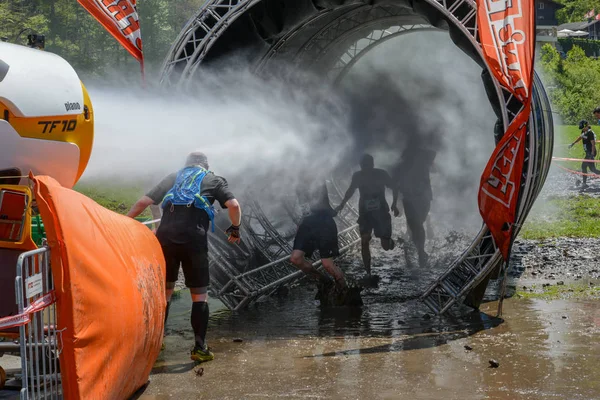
[81,30,496,237]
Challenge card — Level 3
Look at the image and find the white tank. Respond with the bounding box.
[0,42,94,188]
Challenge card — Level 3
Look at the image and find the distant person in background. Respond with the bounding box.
[335,154,399,279]
[592,107,600,124]
[290,177,348,297]
[127,151,242,363]
[569,120,600,189]
[393,138,437,267]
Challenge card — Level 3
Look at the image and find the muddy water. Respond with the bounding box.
[163,230,474,339]
[138,222,600,399]
[142,285,600,399]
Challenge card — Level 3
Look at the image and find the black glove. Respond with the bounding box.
[569,143,574,149]
[226,224,241,244]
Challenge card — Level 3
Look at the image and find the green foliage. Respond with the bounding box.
[0,0,204,79]
[555,0,600,24]
[559,38,600,57]
[74,181,149,216]
[539,45,600,124]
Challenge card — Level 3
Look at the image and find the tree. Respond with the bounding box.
[0,0,204,80]
[555,0,600,24]
[539,45,600,123]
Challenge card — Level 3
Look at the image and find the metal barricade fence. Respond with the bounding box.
[14,246,62,400]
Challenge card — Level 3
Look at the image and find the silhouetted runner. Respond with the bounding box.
[336,154,399,278]
[393,139,437,267]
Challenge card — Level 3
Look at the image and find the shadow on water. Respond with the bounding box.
[151,361,197,375]
[307,310,502,358]
[480,240,535,304]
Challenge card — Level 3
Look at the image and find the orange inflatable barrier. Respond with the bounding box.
[32,175,166,400]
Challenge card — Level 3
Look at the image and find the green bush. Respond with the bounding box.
[539,44,600,124]
[559,38,600,57]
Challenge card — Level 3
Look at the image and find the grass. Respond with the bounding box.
[73,180,151,217]
[519,125,600,240]
[520,194,600,239]
[515,282,600,300]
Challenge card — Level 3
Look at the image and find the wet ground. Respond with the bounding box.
[511,238,600,284]
[137,165,600,399]
[6,164,600,399]
[140,292,600,400]
[509,164,600,288]
[139,237,600,399]
[540,164,600,200]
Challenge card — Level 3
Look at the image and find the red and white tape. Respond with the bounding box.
[553,156,600,163]
[0,291,56,330]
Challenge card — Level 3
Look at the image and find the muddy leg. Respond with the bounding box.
[426,215,434,240]
[321,258,346,288]
[361,234,372,276]
[290,250,329,282]
[404,199,428,266]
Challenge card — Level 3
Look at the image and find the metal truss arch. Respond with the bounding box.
[161,0,554,314]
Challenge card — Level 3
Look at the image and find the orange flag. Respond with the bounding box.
[476,0,535,260]
[77,0,143,65]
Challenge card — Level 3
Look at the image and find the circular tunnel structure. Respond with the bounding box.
[159,0,554,313]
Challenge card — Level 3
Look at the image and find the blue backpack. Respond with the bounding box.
[162,166,216,232]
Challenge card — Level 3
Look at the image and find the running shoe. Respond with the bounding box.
[191,346,214,363]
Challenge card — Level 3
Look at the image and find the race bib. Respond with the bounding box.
[365,198,381,211]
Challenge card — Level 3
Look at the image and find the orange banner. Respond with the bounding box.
[477,0,535,260]
[477,0,535,103]
[77,0,143,63]
[33,174,165,400]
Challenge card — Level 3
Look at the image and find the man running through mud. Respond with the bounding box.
[394,140,437,268]
[569,120,600,189]
[127,151,241,363]
[335,154,399,279]
[290,177,357,306]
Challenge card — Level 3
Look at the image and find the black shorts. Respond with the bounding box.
[358,209,392,239]
[293,213,339,259]
[161,243,209,288]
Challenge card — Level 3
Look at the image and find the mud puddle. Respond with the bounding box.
[139,195,600,399]
[162,229,475,340]
[140,296,600,400]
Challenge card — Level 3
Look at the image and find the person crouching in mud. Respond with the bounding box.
[290,177,359,306]
[127,151,242,363]
[569,119,600,189]
[335,154,399,281]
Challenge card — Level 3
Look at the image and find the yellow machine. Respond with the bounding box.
[0,41,94,188]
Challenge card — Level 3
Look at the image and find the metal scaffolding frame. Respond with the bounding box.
[159,0,553,314]
[203,177,362,311]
